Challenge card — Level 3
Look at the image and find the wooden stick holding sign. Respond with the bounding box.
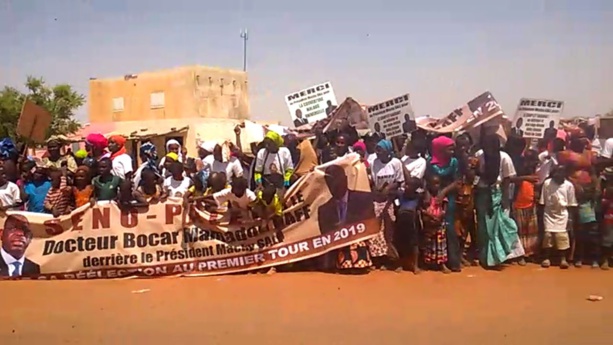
[17,99,52,144]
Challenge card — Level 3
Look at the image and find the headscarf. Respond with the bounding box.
[353,141,369,167]
[376,139,393,153]
[165,139,183,161]
[85,133,108,151]
[75,149,88,159]
[166,152,179,162]
[0,138,17,160]
[353,141,367,152]
[265,131,284,148]
[139,142,158,170]
[199,141,217,154]
[109,135,127,160]
[430,136,454,167]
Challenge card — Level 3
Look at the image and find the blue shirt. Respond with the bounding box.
[24,180,51,213]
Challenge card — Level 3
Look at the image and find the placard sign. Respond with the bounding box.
[366,93,414,138]
[513,98,564,138]
[285,82,338,127]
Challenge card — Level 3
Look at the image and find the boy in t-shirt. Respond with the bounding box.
[0,166,22,213]
[212,177,257,223]
[539,165,577,269]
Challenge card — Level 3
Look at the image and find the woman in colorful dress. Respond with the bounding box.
[426,135,462,272]
[369,139,404,270]
[422,174,450,273]
[475,134,521,268]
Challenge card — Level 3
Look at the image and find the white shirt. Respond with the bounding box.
[401,156,427,179]
[591,137,602,155]
[132,163,147,188]
[0,182,21,207]
[474,150,516,187]
[163,177,192,198]
[536,151,559,184]
[255,147,294,175]
[202,155,243,182]
[539,178,577,233]
[600,138,613,159]
[371,157,405,190]
[366,152,378,167]
[1,248,24,276]
[111,153,133,180]
[213,188,257,210]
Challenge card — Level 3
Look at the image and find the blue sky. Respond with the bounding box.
[1,0,612,126]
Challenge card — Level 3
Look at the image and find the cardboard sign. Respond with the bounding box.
[285,82,338,127]
[420,91,504,134]
[17,99,52,143]
[366,93,414,139]
[323,97,369,133]
[512,98,564,138]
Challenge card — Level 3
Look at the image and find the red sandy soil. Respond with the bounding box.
[0,265,611,345]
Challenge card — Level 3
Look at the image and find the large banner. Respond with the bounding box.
[367,93,414,139]
[0,155,377,280]
[512,98,564,139]
[286,82,338,127]
[419,91,504,133]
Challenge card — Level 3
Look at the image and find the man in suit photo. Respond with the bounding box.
[325,100,337,116]
[513,117,525,137]
[402,113,416,133]
[293,109,308,127]
[0,214,40,277]
[317,164,375,235]
[373,122,386,140]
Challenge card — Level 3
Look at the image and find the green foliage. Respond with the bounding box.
[0,76,84,141]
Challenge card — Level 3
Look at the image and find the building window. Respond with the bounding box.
[112,97,124,112]
[150,92,165,109]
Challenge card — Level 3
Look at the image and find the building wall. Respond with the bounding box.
[88,65,249,123]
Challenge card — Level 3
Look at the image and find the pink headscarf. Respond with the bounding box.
[352,141,366,152]
[430,136,455,167]
[85,133,108,150]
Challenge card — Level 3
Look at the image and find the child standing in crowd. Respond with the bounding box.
[539,166,577,269]
[23,165,51,213]
[575,187,599,268]
[254,184,284,230]
[599,186,613,270]
[92,158,122,203]
[422,174,450,273]
[212,176,257,222]
[72,166,93,208]
[512,150,540,264]
[0,166,22,212]
[162,161,192,199]
[44,169,72,217]
[395,177,423,274]
[183,170,208,208]
[454,157,477,266]
[134,168,162,203]
[162,152,179,178]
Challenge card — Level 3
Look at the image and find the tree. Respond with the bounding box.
[0,76,84,141]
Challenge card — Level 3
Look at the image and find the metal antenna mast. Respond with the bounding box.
[240,29,248,72]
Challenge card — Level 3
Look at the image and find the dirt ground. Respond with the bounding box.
[0,265,611,345]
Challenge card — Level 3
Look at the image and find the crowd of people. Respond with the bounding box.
[1,120,612,275]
